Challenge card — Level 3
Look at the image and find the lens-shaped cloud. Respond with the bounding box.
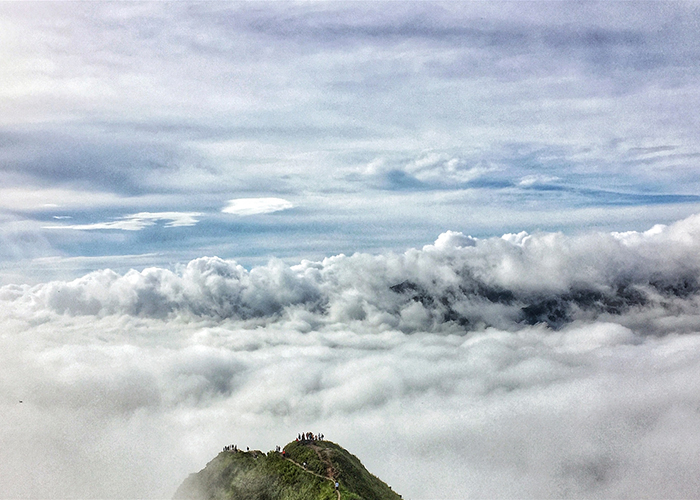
[221,198,294,216]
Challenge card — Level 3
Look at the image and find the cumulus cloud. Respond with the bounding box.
[425,230,477,250]
[13,212,700,334]
[4,214,700,499]
[43,212,202,231]
[221,198,294,216]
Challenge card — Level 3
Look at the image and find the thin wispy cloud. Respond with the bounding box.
[43,212,202,231]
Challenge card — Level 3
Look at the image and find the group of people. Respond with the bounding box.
[222,431,325,455]
[296,431,324,442]
[222,444,250,452]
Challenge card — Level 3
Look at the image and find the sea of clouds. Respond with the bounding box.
[4,214,700,499]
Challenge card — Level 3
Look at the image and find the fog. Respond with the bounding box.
[4,214,700,498]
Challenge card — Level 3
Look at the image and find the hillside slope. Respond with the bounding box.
[173,437,402,500]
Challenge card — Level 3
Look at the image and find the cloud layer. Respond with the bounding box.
[11,213,700,334]
[3,214,700,498]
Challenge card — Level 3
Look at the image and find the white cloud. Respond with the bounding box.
[3,214,700,498]
[221,198,294,216]
[404,153,493,185]
[11,212,700,332]
[2,309,700,498]
[425,230,477,250]
[518,174,560,187]
[43,212,202,231]
[362,153,495,189]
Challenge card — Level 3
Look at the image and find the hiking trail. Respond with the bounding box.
[283,448,341,500]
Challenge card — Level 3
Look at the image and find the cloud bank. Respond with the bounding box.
[15,212,700,334]
[3,214,700,498]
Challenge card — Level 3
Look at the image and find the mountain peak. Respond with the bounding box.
[173,436,402,500]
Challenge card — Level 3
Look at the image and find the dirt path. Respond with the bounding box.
[283,455,341,500]
[310,445,336,481]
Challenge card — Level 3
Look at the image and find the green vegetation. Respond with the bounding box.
[173,439,402,500]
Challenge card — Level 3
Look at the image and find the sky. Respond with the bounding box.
[3,1,700,281]
[3,2,700,499]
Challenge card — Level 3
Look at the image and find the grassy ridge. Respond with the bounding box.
[174,440,401,500]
